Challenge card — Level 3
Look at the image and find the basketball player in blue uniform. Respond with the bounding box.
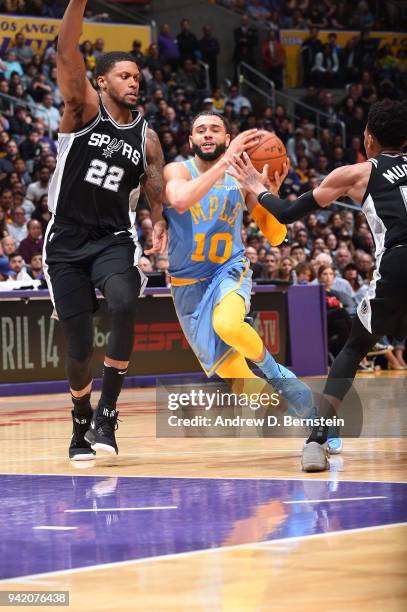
[164,112,313,414]
[228,99,407,470]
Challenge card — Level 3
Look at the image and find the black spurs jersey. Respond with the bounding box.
[48,100,147,232]
[362,153,407,254]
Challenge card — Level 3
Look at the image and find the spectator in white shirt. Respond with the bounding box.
[225,85,252,114]
[35,92,60,134]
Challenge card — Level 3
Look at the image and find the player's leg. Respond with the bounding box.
[302,315,381,472]
[85,267,142,455]
[212,291,314,414]
[43,253,97,461]
[59,312,95,460]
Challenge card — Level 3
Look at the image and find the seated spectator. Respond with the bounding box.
[18,219,43,264]
[295,261,315,284]
[80,40,96,75]
[262,252,280,280]
[155,255,169,273]
[0,139,20,175]
[277,256,296,283]
[290,242,306,263]
[342,262,366,303]
[0,207,8,238]
[225,85,252,114]
[0,188,15,221]
[306,1,328,29]
[0,256,16,283]
[28,251,44,280]
[8,106,33,141]
[8,251,31,281]
[93,38,105,61]
[23,165,51,217]
[176,59,202,99]
[1,50,24,79]
[248,0,271,20]
[334,246,352,272]
[211,88,225,113]
[1,235,17,256]
[34,92,60,135]
[245,245,264,280]
[312,252,355,298]
[31,193,51,233]
[345,136,366,164]
[139,256,153,273]
[318,264,353,357]
[11,32,34,66]
[6,206,27,247]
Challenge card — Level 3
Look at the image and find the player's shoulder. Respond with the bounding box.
[164,160,191,181]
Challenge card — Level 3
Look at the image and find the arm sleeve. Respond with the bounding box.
[257,190,321,223]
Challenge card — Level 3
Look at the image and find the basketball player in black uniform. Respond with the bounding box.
[43,0,167,459]
[227,99,407,471]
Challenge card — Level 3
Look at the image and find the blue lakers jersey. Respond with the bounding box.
[165,159,246,278]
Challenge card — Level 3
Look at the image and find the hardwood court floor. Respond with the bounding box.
[0,372,406,611]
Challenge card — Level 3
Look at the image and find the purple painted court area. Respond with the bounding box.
[1,475,406,580]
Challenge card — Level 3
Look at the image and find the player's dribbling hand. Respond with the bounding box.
[145,220,168,255]
[224,129,260,162]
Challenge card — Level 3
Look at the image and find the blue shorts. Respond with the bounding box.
[171,258,252,376]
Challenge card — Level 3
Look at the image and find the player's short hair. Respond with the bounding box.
[95,52,139,79]
[190,111,230,134]
[366,100,407,148]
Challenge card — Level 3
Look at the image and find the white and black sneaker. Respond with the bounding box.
[85,404,119,455]
[69,410,96,461]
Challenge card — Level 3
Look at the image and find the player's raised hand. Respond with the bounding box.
[225,129,260,161]
[227,152,269,194]
[145,219,168,255]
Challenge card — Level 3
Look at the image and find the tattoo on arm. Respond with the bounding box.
[142,129,165,218]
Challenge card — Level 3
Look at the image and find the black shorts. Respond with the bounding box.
[357,245,407,336]
[43,217,146,320]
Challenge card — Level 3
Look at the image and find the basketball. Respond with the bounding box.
[247,131,288,179]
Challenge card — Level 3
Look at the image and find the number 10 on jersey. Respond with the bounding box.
[191,232,232,264]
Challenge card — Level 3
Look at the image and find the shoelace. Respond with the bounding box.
[95,413,121,437]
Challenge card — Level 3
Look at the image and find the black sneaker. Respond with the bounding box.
[84,404,119,455]
[69,410,96,461]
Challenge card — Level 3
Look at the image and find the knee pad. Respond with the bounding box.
[66,355,92,391]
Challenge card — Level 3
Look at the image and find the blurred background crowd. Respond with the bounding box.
[0,0,406,367]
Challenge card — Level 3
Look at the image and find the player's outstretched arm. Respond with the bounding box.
[142,129,167,255]
[164,130,260,213]
[229,153,371,223]
[57,0,99,133]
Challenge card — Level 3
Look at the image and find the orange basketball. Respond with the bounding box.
[247,131,288,179]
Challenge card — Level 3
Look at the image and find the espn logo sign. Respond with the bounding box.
[254,311,279,354]
[134,323,189,352]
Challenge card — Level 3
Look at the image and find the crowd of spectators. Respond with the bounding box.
[0,14,405,366]
[220,0,407,32]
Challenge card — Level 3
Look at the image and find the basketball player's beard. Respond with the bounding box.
[192,143,226,162]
